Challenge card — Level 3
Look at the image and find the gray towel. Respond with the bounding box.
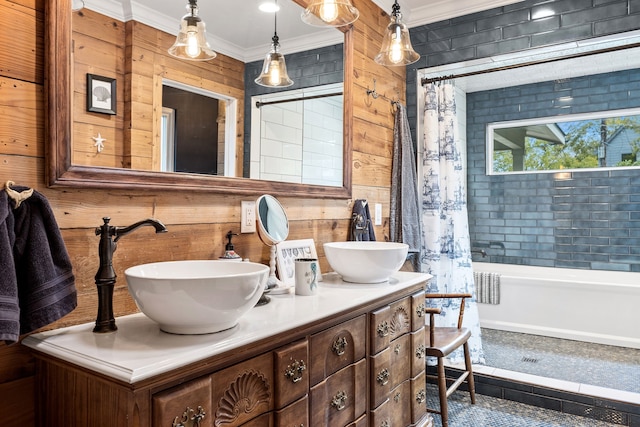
[0,186,77,344]
[390,104,422,269]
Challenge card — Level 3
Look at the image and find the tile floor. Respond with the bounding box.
[431,328,640,426]
[479,328,640,406]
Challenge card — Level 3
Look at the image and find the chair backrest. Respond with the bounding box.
[424,293,472,346]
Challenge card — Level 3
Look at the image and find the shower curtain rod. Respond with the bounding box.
[255,91,343,108]
[420,41,640,85]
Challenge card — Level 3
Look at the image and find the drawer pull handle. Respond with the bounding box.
[381,421,390,427]
[416,388,426,404]
[332,337,348,356]
[376,368,390,386]
[377,321,389,337]
[331,390,347,411]
[284,360,306,383]
[416,344,426,359]
[394,343,401,355]
[172,406,206,427]
[416,303,425,317]
[393,392,401,403]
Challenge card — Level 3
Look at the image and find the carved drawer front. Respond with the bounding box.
[370,306,391,356]
[389,333,411,390]
[388,380,411,427]
[211,352,274,427]
[274,340,309,409]
[410,371,427,425]
[309,314,366,386]
[274,395,308,427]
[369,347,390,409]
[309,358,366,427]
[411,291,426,332]
[388,297,412,341]
[369,398,389,427]
[411,327,426,379]
[153,375,212,427]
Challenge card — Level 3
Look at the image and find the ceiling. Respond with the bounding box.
[82,0,523,62]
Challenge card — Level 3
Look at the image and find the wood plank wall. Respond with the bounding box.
[0,0,405,424]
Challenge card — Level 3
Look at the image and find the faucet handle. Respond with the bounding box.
[96,217,112,236]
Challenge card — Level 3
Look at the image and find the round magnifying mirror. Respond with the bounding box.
[255,195,289,304]
[256,194,289,246]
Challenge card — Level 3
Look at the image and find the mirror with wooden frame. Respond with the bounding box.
[45,0,353,198]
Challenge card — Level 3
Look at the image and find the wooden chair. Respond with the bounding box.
[424,293,476,427]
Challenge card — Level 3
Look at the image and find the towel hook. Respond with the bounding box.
[366,79,400,110]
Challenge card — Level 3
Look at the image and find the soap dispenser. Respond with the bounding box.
[220,231,242,261]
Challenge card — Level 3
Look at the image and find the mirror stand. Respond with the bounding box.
[255,195,290,306]
[267,245,284,289]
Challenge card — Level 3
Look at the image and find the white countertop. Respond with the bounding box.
[23,272,430,384]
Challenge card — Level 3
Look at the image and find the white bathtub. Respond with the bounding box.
[474,262,640,349]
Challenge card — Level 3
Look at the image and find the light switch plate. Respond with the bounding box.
[241,201,256,233]
[374,203,382,226]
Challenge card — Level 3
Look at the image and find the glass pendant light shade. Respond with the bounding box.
[255,35,294,87]
[301,0,360,27]
[168,0,216,61]
[374,1,420,66]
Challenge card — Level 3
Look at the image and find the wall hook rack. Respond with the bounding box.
[366,79,400,108]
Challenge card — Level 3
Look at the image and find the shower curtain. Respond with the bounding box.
[420,81,485,364]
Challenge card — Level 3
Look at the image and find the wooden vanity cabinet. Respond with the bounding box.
[30,283,431,427]
[369,291,427,426]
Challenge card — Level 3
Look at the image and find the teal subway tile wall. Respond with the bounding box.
[407,0,640,272]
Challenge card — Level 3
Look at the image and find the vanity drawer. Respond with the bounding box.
[274,340,309,409]
[309,358,366,427]
[411,326,426,378]
[309,314,366,386]
[369,398,389,427]
[389,333,411,390]
[153,375,212,427]
[388,379,412,427]
[347,413,368,427]
[369,347,390,409]
[411,371,427,425]
[211,352,274,426]
[389,297,412,340]
[240,411,273,426]
[411,291,426,332]
[274,395,308,427]
[370,305,391,355]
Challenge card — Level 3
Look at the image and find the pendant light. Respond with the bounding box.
[374,0,420,66]
[168,0,216,61]
[301,0,359,27]
[255,6,294,88]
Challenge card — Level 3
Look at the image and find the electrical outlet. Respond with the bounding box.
[374,203,382,226]
[241,201,256,233]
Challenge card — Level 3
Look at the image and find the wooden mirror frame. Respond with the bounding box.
[45,0,353,198]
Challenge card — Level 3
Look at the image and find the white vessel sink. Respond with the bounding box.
[323,241,409,283]
[125,260,269,334]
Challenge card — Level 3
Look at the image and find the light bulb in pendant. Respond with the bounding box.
[389,31,403,64]
[186,28,199,58]
[268,60,281,86]
[319,0,339,22]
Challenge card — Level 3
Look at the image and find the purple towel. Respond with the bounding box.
[0,187,77,344]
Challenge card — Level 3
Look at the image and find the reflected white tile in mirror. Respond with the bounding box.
[250,83,344,186]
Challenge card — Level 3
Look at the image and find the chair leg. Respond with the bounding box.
[463,342,476,404]
[437,357,448,427]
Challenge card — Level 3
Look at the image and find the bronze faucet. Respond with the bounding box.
[94,217,168,333]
